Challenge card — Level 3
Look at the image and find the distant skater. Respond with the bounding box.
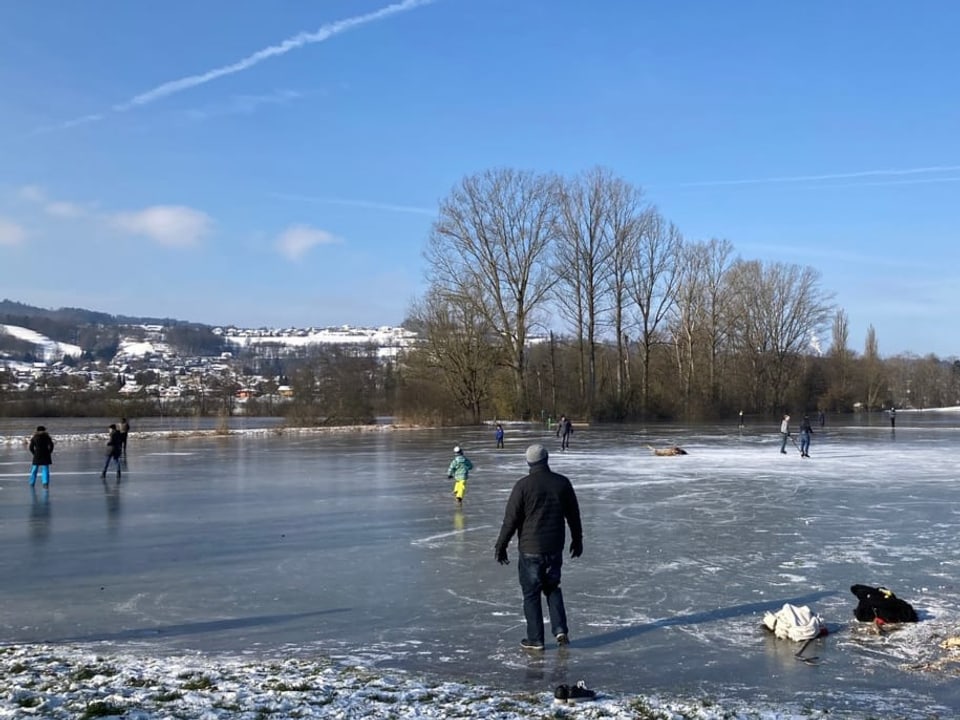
[890,407,896,429]
[799,415,813,457]
[556,415,573,450]
[495,423,505,449]
[779,414,791,454]
[738,410,744,429]
[102,424,123,479]
[28,425,55,489]
[447,446,473,506]
[119,417,130,456]
[818,410,825,429]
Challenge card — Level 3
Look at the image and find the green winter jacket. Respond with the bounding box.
[447,454,473,481]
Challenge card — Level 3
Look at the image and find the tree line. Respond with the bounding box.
[400,166,960,424]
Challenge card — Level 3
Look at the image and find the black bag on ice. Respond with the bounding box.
[850,584,918,624]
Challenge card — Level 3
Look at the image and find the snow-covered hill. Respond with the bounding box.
[0,324,82,361]
[218,325,417,358]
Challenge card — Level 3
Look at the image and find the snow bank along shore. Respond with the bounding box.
[0,423,420,448]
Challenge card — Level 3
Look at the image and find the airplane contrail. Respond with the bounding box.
[676,165,960,187]
[42,0,435,131]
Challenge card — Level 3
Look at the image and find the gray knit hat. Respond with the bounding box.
[525,444,548,465]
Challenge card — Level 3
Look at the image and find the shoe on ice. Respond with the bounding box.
[556,632,569,646]
[555,681,596,703]
[520,638,544,651]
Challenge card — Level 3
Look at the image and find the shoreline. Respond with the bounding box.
[0,423,428,447]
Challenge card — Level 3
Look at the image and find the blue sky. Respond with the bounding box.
[1,0,958,357]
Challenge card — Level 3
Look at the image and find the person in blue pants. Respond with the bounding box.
[28,425,55,488]
[799,415,813,457]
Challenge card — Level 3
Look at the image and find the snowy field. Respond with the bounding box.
[1,413,959,718]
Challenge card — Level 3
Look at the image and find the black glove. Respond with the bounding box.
[570,539,583,559]
[447,475,453,479]
[495,545,509,565]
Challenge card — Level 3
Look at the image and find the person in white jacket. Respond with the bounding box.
[779,414,791,454]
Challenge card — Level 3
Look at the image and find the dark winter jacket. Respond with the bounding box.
[29,430,55,465]
[800,417,813,435]
[495,462,583,555]
[106,429,123,459]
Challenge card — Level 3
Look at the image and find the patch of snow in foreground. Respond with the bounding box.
[0,644,883,719]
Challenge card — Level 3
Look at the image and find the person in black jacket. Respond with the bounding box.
[101,424,123,479]
[28,425,55,488]
[556,415,573,450]
[494,444,583,651]
[799,415,813,457]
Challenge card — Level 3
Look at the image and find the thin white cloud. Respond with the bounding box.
[38,0,434,134]
[44,201,88,218]
[27,114,105,137]
[276,224,340,261]
[272,191,435,216]
[813,175,960,189]
[17,185,92,218]
[14,184,213,248]
[17,185,46,203]
[113,206,213,247]
[675,164,960,188]
[182,89,305,122]
[0,217,27,246]
[59,113,105,129]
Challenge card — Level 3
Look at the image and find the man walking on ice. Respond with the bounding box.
[494,444,583,651]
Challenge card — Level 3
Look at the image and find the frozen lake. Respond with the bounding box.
[1,413,959,717]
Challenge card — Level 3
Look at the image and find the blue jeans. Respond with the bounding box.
[103,454,122,475]
[518,552,568,644]
[29,465,50,487]
[800,431,811,455]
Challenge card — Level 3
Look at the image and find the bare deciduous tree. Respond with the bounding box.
[726,260,834,411]
[628,210,682,416]
[671,240,712,414]
[554,167,623,418]
[862,324,884,410]
[604,181,649,416]
[825,309,854,410]
[426,168,559,416]
[407,289,502,423]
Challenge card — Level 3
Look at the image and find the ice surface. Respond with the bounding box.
[1,413,959,717]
